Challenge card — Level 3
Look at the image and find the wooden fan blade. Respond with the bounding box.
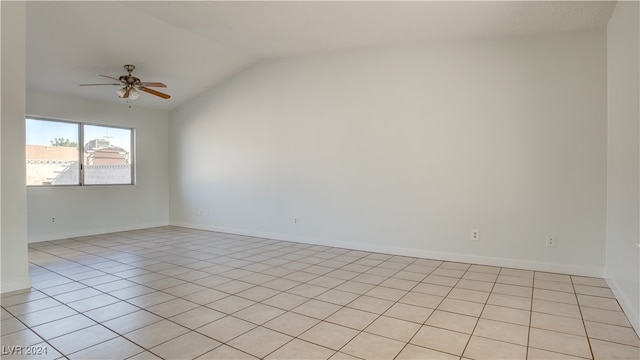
[139,82,167,88]
[123,88,131,98]
[79,83,121,86]
[100,74,122,82]
[140,86,171,99]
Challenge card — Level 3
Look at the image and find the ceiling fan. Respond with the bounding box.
[80,64,170,100]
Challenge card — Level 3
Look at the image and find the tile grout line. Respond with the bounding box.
[572,274,596,360]
[456,265,500,359]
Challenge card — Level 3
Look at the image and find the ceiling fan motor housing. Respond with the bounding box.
[119,76,141,87]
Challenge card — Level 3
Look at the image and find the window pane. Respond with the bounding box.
[83,125,133,185]
[26,119,80,185]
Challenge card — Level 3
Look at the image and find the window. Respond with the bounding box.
[26,118,134,186]
[82,124,133,185]
[25,119,80,185]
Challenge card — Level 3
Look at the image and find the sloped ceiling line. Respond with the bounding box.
[26,1,616,111]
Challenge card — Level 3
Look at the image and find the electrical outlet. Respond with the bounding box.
[545,235,557,248]
[471,229,480,241]
[51,217,56,223]
[293,218,299,225]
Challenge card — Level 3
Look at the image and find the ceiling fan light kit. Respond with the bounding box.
[116,87,140,100]
[80,64,170,101]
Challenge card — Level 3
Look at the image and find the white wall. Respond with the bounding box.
[26,90,170,242]
[1,1,31,293]
[605,1,640,334]
[170,30,607,276]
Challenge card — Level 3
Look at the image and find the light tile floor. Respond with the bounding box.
[1,226,639,359]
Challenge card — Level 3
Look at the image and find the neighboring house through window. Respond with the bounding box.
[26,118,134,186]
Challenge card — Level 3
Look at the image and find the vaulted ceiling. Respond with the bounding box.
[26,1,616,111]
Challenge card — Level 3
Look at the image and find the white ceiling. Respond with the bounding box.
[26,1,616,111]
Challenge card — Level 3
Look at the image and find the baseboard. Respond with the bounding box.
[170,221,604,277]
[27,221,170,243]
[1,277,31,294]
[604,273,640,336]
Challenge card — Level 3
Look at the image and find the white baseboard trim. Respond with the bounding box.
[1,277,32,294]
[170,221,604,277]
[28,221,170,243]
[604,273,640,336]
